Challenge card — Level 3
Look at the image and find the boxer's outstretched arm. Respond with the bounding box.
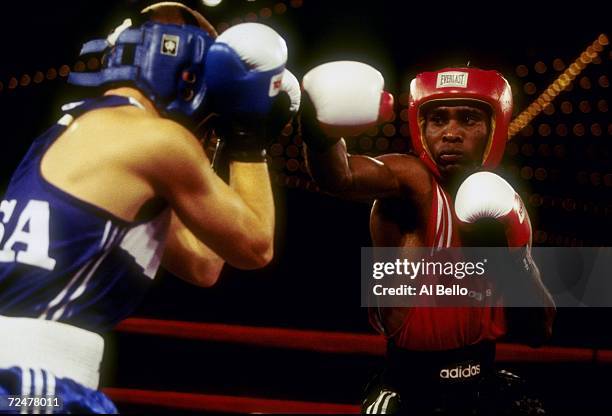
[300,61,428,201]
[305,139,431,201]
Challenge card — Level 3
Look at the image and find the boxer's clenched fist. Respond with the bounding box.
[455,172,532,249]
[300,61,394,151]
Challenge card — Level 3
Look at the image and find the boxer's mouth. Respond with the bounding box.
[438,150,463,164]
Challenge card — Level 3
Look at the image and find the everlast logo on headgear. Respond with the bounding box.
[436,71,469,88]
[161,34,180,56]
[439,362,481,381]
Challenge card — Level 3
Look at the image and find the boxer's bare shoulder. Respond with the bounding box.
[374,153,434,198]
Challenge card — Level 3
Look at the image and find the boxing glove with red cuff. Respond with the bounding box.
[300,61,394,152]
[455,171,532,249]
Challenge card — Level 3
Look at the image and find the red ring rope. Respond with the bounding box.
[115,318,612,363]
[103,388,359,414]
[107,318,611,412]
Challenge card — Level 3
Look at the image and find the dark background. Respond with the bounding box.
[1,0,610,413]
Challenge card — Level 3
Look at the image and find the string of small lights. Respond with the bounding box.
[508,34,609,138]
[214,0,302,34]
[0,1,302,94]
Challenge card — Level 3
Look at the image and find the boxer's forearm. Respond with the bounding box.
[300,61,394,198]
[304,138,354,193]
[504,249,556,346]
[229,161,275,250]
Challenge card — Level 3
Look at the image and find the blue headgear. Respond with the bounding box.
[68,18,214,124]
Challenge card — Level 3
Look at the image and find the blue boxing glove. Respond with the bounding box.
[205,23,294,162]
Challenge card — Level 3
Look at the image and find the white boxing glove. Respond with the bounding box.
[455,172,532,248]
[301,61,394,140]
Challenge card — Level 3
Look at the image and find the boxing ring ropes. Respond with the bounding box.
[104,318,612,413]
[101,33,610,413]
[0,3,607,410]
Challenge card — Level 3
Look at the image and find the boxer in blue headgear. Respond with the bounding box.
[69,2,217,128]
[0,2,299,413]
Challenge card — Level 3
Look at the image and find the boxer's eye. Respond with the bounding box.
[463,112,482,126]
[429,114,444,125]
[464,115,476,125]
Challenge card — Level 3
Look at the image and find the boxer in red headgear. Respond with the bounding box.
[300,64,555,414]
[408,68,512,178]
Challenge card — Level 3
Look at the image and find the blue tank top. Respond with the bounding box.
[0,95,170,332]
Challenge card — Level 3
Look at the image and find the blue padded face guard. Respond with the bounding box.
[68,20,214,125]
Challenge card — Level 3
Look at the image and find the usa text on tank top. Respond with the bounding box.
[0,96,170,332]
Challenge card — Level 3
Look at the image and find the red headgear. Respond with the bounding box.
[408,68,513,177]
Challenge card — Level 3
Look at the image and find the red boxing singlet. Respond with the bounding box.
[373,178,507,351]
